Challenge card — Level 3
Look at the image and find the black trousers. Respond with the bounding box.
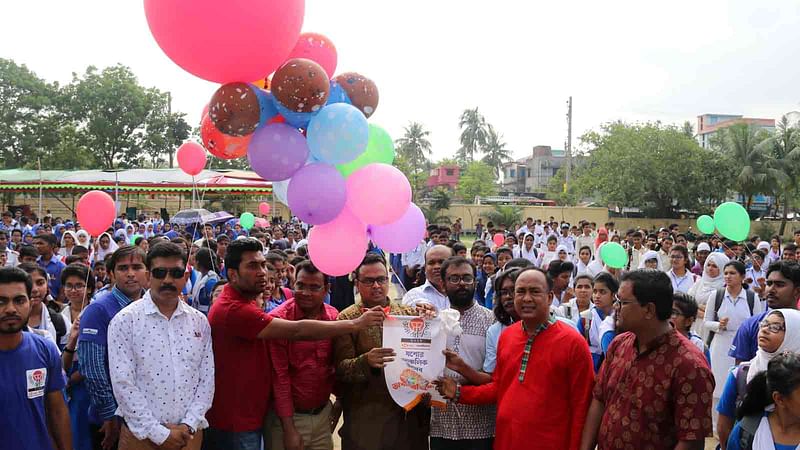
[430,437,493,450]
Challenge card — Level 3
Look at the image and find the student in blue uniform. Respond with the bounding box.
[0,266,72,450]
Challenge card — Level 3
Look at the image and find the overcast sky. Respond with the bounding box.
[4,0,800,161]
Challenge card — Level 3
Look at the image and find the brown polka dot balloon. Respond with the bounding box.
[334,72,379,118]
[208,82,261,136]
[272,58,330,113]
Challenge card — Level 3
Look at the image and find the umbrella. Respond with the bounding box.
[169,209,234,225]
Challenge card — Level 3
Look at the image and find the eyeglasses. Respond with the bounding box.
[150,267,186,280]
[357,277,389,286]
[759,320,786,334]
[446,275,475,285]
[65,283,86,291]
[614,299,638,307]
[294,283,325,292]
[498,289,514,297]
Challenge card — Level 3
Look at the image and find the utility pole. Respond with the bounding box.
[167,91,174,168]
[565,96,573,187]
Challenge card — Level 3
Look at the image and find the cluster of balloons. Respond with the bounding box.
[144,0,424,275]
[696,202,751,241]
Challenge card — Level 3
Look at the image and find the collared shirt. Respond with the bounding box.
[108,292,214,445]
[431,303,496,440]
[4,248,18,267]
[78,286,134,423]
[401,280,449,311]
[207,284,273,432]
[593,329,715,449]
[269,299,338,418]
[37,254,66,299]
[519,315,555,382]
[668,269,696,294]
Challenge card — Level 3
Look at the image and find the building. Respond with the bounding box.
[696,113,775,149]
[426,165,460,191]
[500,145,565,194]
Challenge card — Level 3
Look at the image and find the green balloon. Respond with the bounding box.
[713,202,750,241]
[600,242,628,269]
[240,212,255,230]
[336,124,395,178]
[696,215,715,235]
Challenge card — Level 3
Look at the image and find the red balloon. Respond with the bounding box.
[259,202,271,215]
[287,32,338,78]
[492,233,505,247]
[77,191,116,236]
[177,142,207,176]
[201,115,251,159]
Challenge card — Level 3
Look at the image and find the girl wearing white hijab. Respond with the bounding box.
[638,250,663,271]
[94,232,119,263]
[76,229,91,249]
[722,310,800,450]
[689,252,730,339]
[59,231,78,258]
[515,233,538,264]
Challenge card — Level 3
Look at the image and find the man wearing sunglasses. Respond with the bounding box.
[107,242,212,450]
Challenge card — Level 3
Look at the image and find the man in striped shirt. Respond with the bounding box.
[78,245,148,450]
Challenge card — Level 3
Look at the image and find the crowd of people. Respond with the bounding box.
[2,208,800,450]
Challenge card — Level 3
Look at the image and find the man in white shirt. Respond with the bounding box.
[516,217,534,237]
[575,223,595,257]
[108,242,214,450]
[401,245,453,311]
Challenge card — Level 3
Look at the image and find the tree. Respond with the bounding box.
[717,123,772,211]
[456,161,497,202]
[395,122,433,201]
[759,116,800,234]
[481,124,512,177]
[574,121,734,217]
[0,59,63,168]
[430,187,452,211]
[63,65,158,169]
[547,167,580,206]
[457,107,487,163]
[682,121,695,138]
[481,205,523,229]
[141,91,191,168]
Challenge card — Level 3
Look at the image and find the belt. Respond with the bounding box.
[295,402,328,415]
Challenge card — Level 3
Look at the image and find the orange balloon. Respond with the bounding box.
[200,114,251,159]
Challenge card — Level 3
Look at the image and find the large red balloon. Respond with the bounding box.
[287,33,338,78]
[201,114,251,159]
[77,191,116,236]
[143,0,305,84]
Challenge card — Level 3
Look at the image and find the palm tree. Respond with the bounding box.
[457,107,488,163]
[429,187,452,211]
[420,205,450,225]
[481,205,523,229]
[759,115,800,234]
[396,122,432,172]
[481,124,511,177]
[719,124,771,211]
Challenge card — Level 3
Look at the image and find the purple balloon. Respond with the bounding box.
[369,203,424,252]
[287,163,346,225]
[247,123,309,181]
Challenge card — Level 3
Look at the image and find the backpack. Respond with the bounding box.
[737,413,763,450]
[706,288,755,346]
[734,363,751,413]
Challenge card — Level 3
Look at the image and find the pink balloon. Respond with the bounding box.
[308,208,368,276]
[144,0,305,83]
[177,142,207,176]
[259,202,271,215]
[254,217,270,228]
[287,32,338,79]
[492,233,505,247]
[77,191,116,236]
[369,203,424,253]
[346,163,412,225]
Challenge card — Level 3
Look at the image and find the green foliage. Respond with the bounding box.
[395,122,432,201]
[758,116,800,233]
[0,59,193,170]
[547,167,580,206]
[573,121,734,217]
[715,123,774,210]
[456,161,497,202]
[457,107,487,163]
[430,187,452,211]
[481,205,523,228]
[481,124,511,177]
[420,205,450,225]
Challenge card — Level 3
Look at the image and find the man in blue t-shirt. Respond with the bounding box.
[78,245,148,450]
[729,260,800,363]
[0,266,71,450]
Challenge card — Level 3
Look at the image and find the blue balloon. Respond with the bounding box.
[326,81,351,106]
[307,103,369,164]
[252,86,278,127]
[271,96,316,129]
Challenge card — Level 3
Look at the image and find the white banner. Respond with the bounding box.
[382,315,447,410]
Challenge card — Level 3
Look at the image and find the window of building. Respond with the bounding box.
[510,169,516,178]
[446,169,454,176]
[519,168,525,178]
[527,167,532,178]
